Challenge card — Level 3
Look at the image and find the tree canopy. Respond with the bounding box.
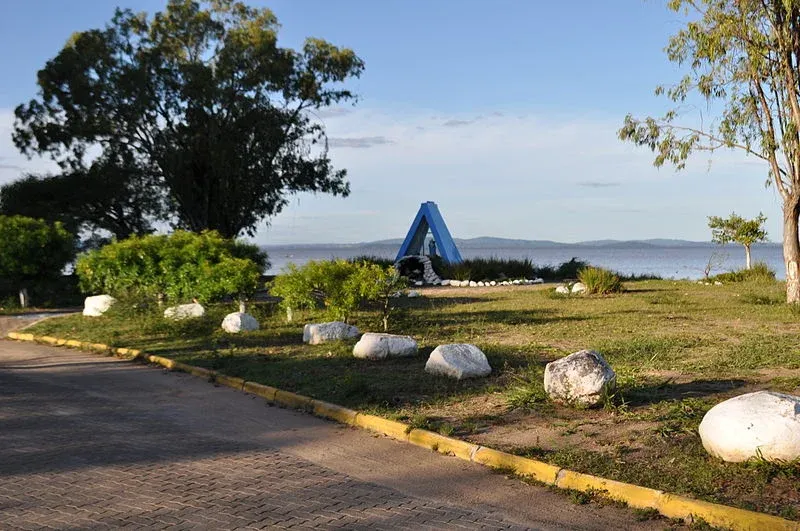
[708,212,768,269]
[13,0,363,238]
[619,0,800,302]
[0,216,75,305]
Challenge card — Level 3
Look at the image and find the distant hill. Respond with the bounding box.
[260,236,781,249]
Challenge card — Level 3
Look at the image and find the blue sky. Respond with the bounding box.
[0,1,785,244]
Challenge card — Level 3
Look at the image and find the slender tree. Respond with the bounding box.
[13,0,363,238]
[619,0,800,302]
[708,212,768,269]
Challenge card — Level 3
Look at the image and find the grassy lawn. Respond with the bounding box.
[25,279,800,519]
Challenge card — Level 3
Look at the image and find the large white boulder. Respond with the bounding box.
[571,282,587,294]
[555,285,570,294]
[353,333,418,360]
[303,321,360,345]
[83,295,117,317]
[544,350,616,407]
[221,312,259,333]
[425,344,492,380]
[698,391,800,463]
[164,303,205,320]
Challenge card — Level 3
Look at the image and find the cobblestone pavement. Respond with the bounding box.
[0,341,658,530]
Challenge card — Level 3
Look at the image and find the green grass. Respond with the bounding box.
[26,277,800,519]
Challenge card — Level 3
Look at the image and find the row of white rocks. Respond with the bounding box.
[83,295,259,334]
[441,278,544,287]
[302,322,492,380]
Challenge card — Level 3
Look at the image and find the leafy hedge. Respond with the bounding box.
[76,231,268,304]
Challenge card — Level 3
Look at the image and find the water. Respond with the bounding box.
[263,243,786,280]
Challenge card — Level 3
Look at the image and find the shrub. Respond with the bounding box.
[578,266,623,294]
[0,215,75,307]
[270,259,407,328]
[553,257,589,280]
[349,255,395,268]
[710,261,776,283]
[437,257,535,281]
[76,231,268,304]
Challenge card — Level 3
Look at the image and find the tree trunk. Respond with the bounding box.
[784,197,800,303]
[744,245,752,270]
[18,288,29,309]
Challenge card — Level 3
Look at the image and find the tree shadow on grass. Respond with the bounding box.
[622,378,748,407]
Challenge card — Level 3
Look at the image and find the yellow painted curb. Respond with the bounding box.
[274,389,313,410]
[243,381,278,401]
[556,469,663,510]
[215,373,246,391]
[472,447,561,485]
[311,400,358,424]
[6,331,799,531]
[657,493,797,531]
[407,429,480,461]
[351,413,410,441]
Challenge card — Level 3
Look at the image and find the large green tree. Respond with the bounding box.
[13,0,363,238]
[619,0,800,302]
[708,211,768,269]
[0,169,159,240]
[0,216,75,307]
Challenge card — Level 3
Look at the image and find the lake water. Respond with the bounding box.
[262,243,787,280]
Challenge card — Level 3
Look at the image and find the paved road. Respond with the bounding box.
[0,339,664,530]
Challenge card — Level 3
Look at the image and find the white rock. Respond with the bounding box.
[441,279,451,286]
[414,281,424,287]
[544,349,616,407]
[353,333,418,360]
[221,312,259,333]
[532,278,544,284]
[714,281,723,286]
[501,281,510,286]
[303,321,360,345]
[477,281,485,287]
[698,391,800,462]
[164,303,205,320]
[490,281,497,286]
[407,290,421,298]
[555,285,570,294]
[571,282,587,294]
[425,344,492,380]
[469,281,478,287]
[82,295,117,317]
[512,279,520,285]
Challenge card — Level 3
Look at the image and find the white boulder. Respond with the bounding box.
[303,321,360,345]
[469,281,478,287]
[221,312,259,333]
[698,391,800,462]
[555,285,570,294]
[532,278,544,284]
[82,295,117,317]
[441,279,451,286]
[571,282,587,294]
[353,333,418,360]
[425,344,492,380]
[164,303,205,320]
[544,349,616,407]
[477,281,485,287]
[407,290,421,298]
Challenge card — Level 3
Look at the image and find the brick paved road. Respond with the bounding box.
[0,340,661,530]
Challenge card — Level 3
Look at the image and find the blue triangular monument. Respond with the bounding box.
[395,201,463,263]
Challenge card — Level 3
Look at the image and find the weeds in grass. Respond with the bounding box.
[578,267,623,294]
[710,261,776,283]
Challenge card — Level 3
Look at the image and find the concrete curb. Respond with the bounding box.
[6,331,797,531]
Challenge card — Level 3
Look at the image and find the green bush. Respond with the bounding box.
[76,231,268,304]
[578,266,623,294]
[0,215,75,307]
[437,257,535,281]
[710,261,776,283]
[270,259,407,328]
[349,255,395,268]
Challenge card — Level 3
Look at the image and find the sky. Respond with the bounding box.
[0,1,786,244]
